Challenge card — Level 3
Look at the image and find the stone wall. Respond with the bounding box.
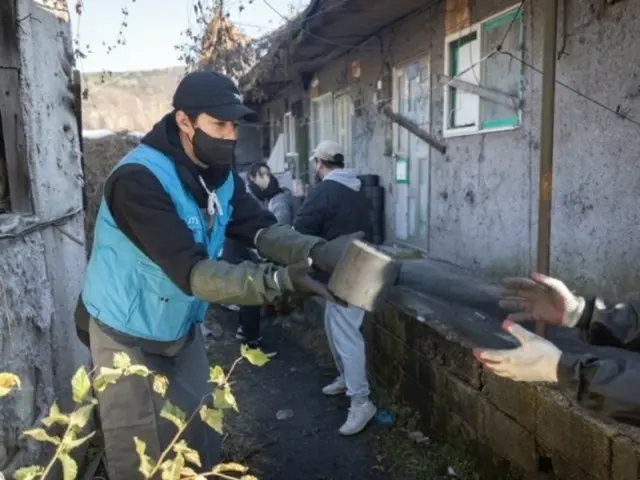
[366,300,640,480]
[282,277,640,480]
[0,1,88,475]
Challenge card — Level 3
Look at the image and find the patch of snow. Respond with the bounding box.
[82,129,146,140]
[82,129,115,139]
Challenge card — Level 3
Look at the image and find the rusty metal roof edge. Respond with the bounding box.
[240,0,351,95]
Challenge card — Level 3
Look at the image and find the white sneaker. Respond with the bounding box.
[322,376,346,396]
[339,401,377,436]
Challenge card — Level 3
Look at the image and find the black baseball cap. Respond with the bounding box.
[173,71,258,123]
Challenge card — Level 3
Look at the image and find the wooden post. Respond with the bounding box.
[536,0,559,338]
[380,105,446,154]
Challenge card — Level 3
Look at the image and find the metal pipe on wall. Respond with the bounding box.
[536,0,559,338]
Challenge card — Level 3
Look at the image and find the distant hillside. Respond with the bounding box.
[81,66,185,132]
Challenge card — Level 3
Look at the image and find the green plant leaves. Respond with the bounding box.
[199,406,223,435]
[160,400,187,431]
[71,367,91,403]
[241,344,270,367]
[0,372,21,397]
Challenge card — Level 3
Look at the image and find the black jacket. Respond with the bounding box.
[557,296,640,426]
[293,169,370,241]
[102,114,276,295]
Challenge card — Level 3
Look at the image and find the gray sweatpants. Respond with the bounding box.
[89,319,220,480]
[323,302,370,400]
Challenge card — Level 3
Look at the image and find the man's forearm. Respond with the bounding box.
[190,259,287,305]
[254,224,324,266]
[557,352,640,427]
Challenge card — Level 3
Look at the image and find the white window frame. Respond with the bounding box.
[283,111,296,155]
[333,92,353,164]
[310,92,334,152]
[442,4,524,138]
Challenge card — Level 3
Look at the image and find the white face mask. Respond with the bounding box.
[253,171,270,190]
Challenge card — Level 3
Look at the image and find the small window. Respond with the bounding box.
[283,112,296,155]
[333,93,353,165]
[310,92,334,152]
[443,5,524,137]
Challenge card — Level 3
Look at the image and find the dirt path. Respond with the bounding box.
[205,307,391,480]
[204,307,481,480]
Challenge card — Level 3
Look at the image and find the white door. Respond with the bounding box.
[392,56,431,249]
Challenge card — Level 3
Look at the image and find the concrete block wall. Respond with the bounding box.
[366,304,640,480]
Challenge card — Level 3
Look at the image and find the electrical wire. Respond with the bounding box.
[501,51,640,129]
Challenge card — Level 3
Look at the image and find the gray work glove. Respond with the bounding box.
[499,273,586,327]
[278,259,345,305]
[309,232,365,274]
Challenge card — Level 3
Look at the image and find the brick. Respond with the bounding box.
[445,375,482,430]
[612,435,640,480]
[481,369,537,432]
[413,326,482,388]
[535,389,611,479]
[446,411,479,453]
[478,397,538,473]
[545,453,599,480]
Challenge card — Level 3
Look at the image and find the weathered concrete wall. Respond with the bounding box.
[0,0,88,473]
[283,285,640,480]
[259,0,640,297]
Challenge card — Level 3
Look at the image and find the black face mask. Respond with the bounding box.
[192,128,236,171]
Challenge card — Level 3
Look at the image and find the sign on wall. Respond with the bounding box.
[395,156,410,184]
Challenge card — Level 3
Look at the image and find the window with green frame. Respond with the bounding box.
[444,6,524,135]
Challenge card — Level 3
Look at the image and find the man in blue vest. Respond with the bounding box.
[78,71,359,479]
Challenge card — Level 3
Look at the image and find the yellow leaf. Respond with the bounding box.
[209,365,226,386]
[213,462,248,474]
[0,372,21,397]
[13,465,44,480]
[199,405,223,434]
[160,400,187,430]
[125,364,151,377]
[112,352,132,370]
[59,453,78,480]
[92,367,122,392]
[134,436,156,477]
[180,467,198,478]
[71,367,91,403]
[172,439,201,468]
[23,428,61,445]
[64,431,96,451]
[153,375,169,397]
[69,403,94,429]
[240,476,258,480]
[42,401,70,428]
[241,344,270,367]
[159,454,184,480]
[213,386,238,412]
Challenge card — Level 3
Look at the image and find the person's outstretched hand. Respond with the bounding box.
[499,273,585,328]
[281,259,346,305]
[473,320,561,383]
[309,232,365,273]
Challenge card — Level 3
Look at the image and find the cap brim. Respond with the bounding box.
[206,103,259,123]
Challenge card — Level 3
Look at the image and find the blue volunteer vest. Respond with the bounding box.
[82,144,235,341]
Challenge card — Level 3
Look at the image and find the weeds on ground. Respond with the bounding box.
[370,378,480,480]
[0,345,270,480]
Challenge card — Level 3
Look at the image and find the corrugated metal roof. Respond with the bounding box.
[242,0,426,102]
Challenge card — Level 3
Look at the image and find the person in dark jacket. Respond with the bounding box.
[293,140,375,436]
[247,162,296,226]
[475,273,640,427]
[76,71,358,479]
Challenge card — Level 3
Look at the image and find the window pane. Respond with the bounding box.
[480,10,523,127]
[449,32,479,128]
